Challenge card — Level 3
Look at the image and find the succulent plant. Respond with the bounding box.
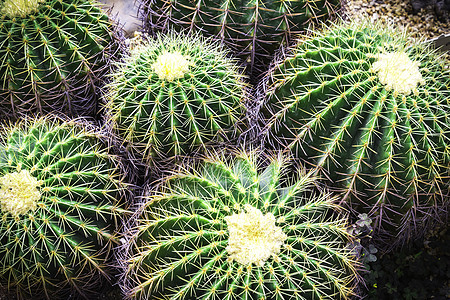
[122,150,360,300]
[263,21,450,245]
[0,0,118,118]
[0,117,128,299]
[139,0,343,78]
[105,32,247,161]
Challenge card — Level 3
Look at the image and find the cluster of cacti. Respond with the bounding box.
[0,0,117,118]
[105,32,247,161]
[139,0,343,77]
[122,150,360,299]
[263,21,450,244]
[0,117,128,299]
[0,0,446,298]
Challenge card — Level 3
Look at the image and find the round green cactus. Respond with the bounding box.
[140,0,343,77]
[0,0,117,118]
[105,32,247,161]
[122,150,360,299]
[263,21,450,244]
[0,117,128,299]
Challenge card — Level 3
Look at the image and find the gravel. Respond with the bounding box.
[344,0,449,40]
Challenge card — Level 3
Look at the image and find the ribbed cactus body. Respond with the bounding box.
[123,151,359,299]
[0,118,127,299]
[141,0,342,77]
[0,0,116,118]
[106,32,246,161]
[264,22,450,243]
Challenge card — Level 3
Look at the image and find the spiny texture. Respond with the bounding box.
[106,32,246,161]
[122,151,360,299]
[0,117,128,299]
[263,21,450,245]
[140,0,342,78]
[0,0,117,118]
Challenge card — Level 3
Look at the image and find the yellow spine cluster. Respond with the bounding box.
[225,204,287,267]
[0,170,42,216]
[151,51,192,82]
[371,51,425,96]
[0,0,44,18]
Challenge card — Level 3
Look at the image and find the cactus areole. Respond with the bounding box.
[264,22,450,244]
[123,151,359,299]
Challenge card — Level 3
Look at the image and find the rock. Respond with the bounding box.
[411,0,434,12]
[435,0,450,21]
[97,0,140,36]
[410,0,450,20]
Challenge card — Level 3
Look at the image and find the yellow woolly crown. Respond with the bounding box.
[0,169,42,216]
[0,0,44,18]
[151,51,192,82]
[371,51,425,96]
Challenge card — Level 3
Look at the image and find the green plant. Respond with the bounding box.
[362,226,449,299]
[122,150,360,299]
[346,214,377,270]
[263,20,450,245]
[139,0,343,77]
[0,117,128,299]
[105,32,247,161]
[0,0,118,118]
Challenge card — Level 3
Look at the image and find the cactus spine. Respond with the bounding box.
[105,32,247,161]
[263,21,450,245]
[0,0,117,118]
[0,117,128,299]
[122,150,360,299]
[140,0,342,77]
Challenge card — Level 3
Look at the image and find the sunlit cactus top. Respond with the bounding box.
[122,150,360,300]
[263,20,450,245]
[105,32,247,161]
[0,117,128,299]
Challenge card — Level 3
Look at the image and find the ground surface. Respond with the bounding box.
[345,0,449,39]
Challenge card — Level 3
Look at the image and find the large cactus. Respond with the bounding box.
[105,32,247,161]
[263,21,450,245]
[139,0,343,78]
[0,0,118,118]
[122,150,360,299]
[0,117,128,299]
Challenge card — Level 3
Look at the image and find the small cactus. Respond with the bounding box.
[139,0,343,78]
[0,0,118,118]
[122,150,360,299]
[0,117,128,299]
[263,21,450,245]
[105,32,247,161]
